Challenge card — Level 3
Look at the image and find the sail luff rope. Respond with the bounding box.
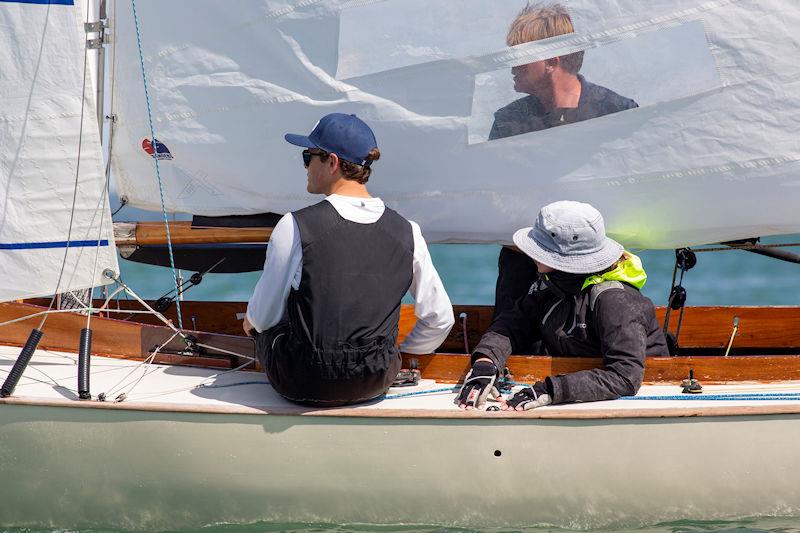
[130,0,184,330]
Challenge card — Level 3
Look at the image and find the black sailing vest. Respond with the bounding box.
[287,199,413,376]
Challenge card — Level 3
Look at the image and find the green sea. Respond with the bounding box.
[6,517,800,532]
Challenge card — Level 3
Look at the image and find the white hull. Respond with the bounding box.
[3,402,800,530]
[3,348,800,529]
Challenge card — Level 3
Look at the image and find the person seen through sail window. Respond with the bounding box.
[489,2,638,141]
[456,201,668,410]
[490,3,640,334]
[244,113,454,406]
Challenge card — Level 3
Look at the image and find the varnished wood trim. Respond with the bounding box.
[115,221,272,245]
[433,305,800,352]
[404,353,800,384]
[0,301,252,370]
[27,299,800,351]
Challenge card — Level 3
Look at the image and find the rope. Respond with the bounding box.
[622,393,800,401]
[382,386,458,400]
[130,0,184,330]
[692,242,800,253]
[198,380,267,389]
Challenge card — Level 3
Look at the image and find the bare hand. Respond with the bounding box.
[242,316,256,337]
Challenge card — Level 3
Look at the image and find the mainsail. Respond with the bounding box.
[0,0,118,302]
[110,0,800,248]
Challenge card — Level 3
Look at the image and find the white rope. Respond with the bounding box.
[101,329,180,399]
[125,360,262,401]
[195,342,255,362]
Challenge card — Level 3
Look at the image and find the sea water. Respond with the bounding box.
[5,240,799,533]
[114,237,800,307]
[5,517,800,532]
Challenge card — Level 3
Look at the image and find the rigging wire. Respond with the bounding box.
[691,242,800,253]
[130,0,184,330]
[100,330,180,399]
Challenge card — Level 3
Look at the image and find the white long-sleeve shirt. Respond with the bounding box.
[246,194,454,354]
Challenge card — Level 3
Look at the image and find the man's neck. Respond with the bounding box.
[324,178,371,198]
[536,73,582,111]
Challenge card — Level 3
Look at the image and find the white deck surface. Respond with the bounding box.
[3,345,800,415]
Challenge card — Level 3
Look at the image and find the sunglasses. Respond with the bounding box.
[302,149,328,168]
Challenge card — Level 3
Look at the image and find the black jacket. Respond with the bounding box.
[474,273,668,404]
[488,75,638,141]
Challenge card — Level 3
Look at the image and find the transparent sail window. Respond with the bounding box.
[336,0,530,79]
[469,21,722,145]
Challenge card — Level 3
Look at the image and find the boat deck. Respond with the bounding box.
[4,345,800,417]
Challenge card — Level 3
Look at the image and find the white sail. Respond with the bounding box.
[110,0,800,248]
[0,0,118,302]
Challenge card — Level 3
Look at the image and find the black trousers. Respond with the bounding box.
[255,323,401,407]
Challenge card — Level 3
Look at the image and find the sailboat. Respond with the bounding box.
[2,0,800,530]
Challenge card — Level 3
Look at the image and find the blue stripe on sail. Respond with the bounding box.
[0,240,109,250]
[0,0,74,4]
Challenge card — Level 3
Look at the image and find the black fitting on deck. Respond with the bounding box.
[0,328,44,398]
[78,327,93,400]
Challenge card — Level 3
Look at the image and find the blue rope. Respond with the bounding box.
[382,386,800,402]
[382,386,458,400]
[130,0,183,330]
[622,393,800,401]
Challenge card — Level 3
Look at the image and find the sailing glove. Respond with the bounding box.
[506,380,553,410]
[455,359,501,409]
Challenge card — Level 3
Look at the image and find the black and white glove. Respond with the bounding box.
[455,360,500,409]
[506,380,553,410]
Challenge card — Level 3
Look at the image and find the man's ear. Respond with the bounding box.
[328,152,340,173]
[545,56,559,73]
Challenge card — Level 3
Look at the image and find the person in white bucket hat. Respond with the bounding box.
[456,200,668,410]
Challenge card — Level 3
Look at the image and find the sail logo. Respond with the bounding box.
[141,138,173,160]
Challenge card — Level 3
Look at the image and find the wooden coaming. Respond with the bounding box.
[407,353,800,384]
[3,300,800,384]
[26,299,800,352]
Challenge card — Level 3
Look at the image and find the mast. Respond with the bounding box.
[85,0,109,138]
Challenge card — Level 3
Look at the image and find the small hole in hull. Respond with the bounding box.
[494,450,502,457]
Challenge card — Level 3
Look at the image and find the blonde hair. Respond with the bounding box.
[506,3,584,75]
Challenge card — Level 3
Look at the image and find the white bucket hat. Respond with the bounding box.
[512,200,624,274]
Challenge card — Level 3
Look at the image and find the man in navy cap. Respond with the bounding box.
[244,113,454,406]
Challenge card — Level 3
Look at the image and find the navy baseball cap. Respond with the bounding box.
[285,113,377,166]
